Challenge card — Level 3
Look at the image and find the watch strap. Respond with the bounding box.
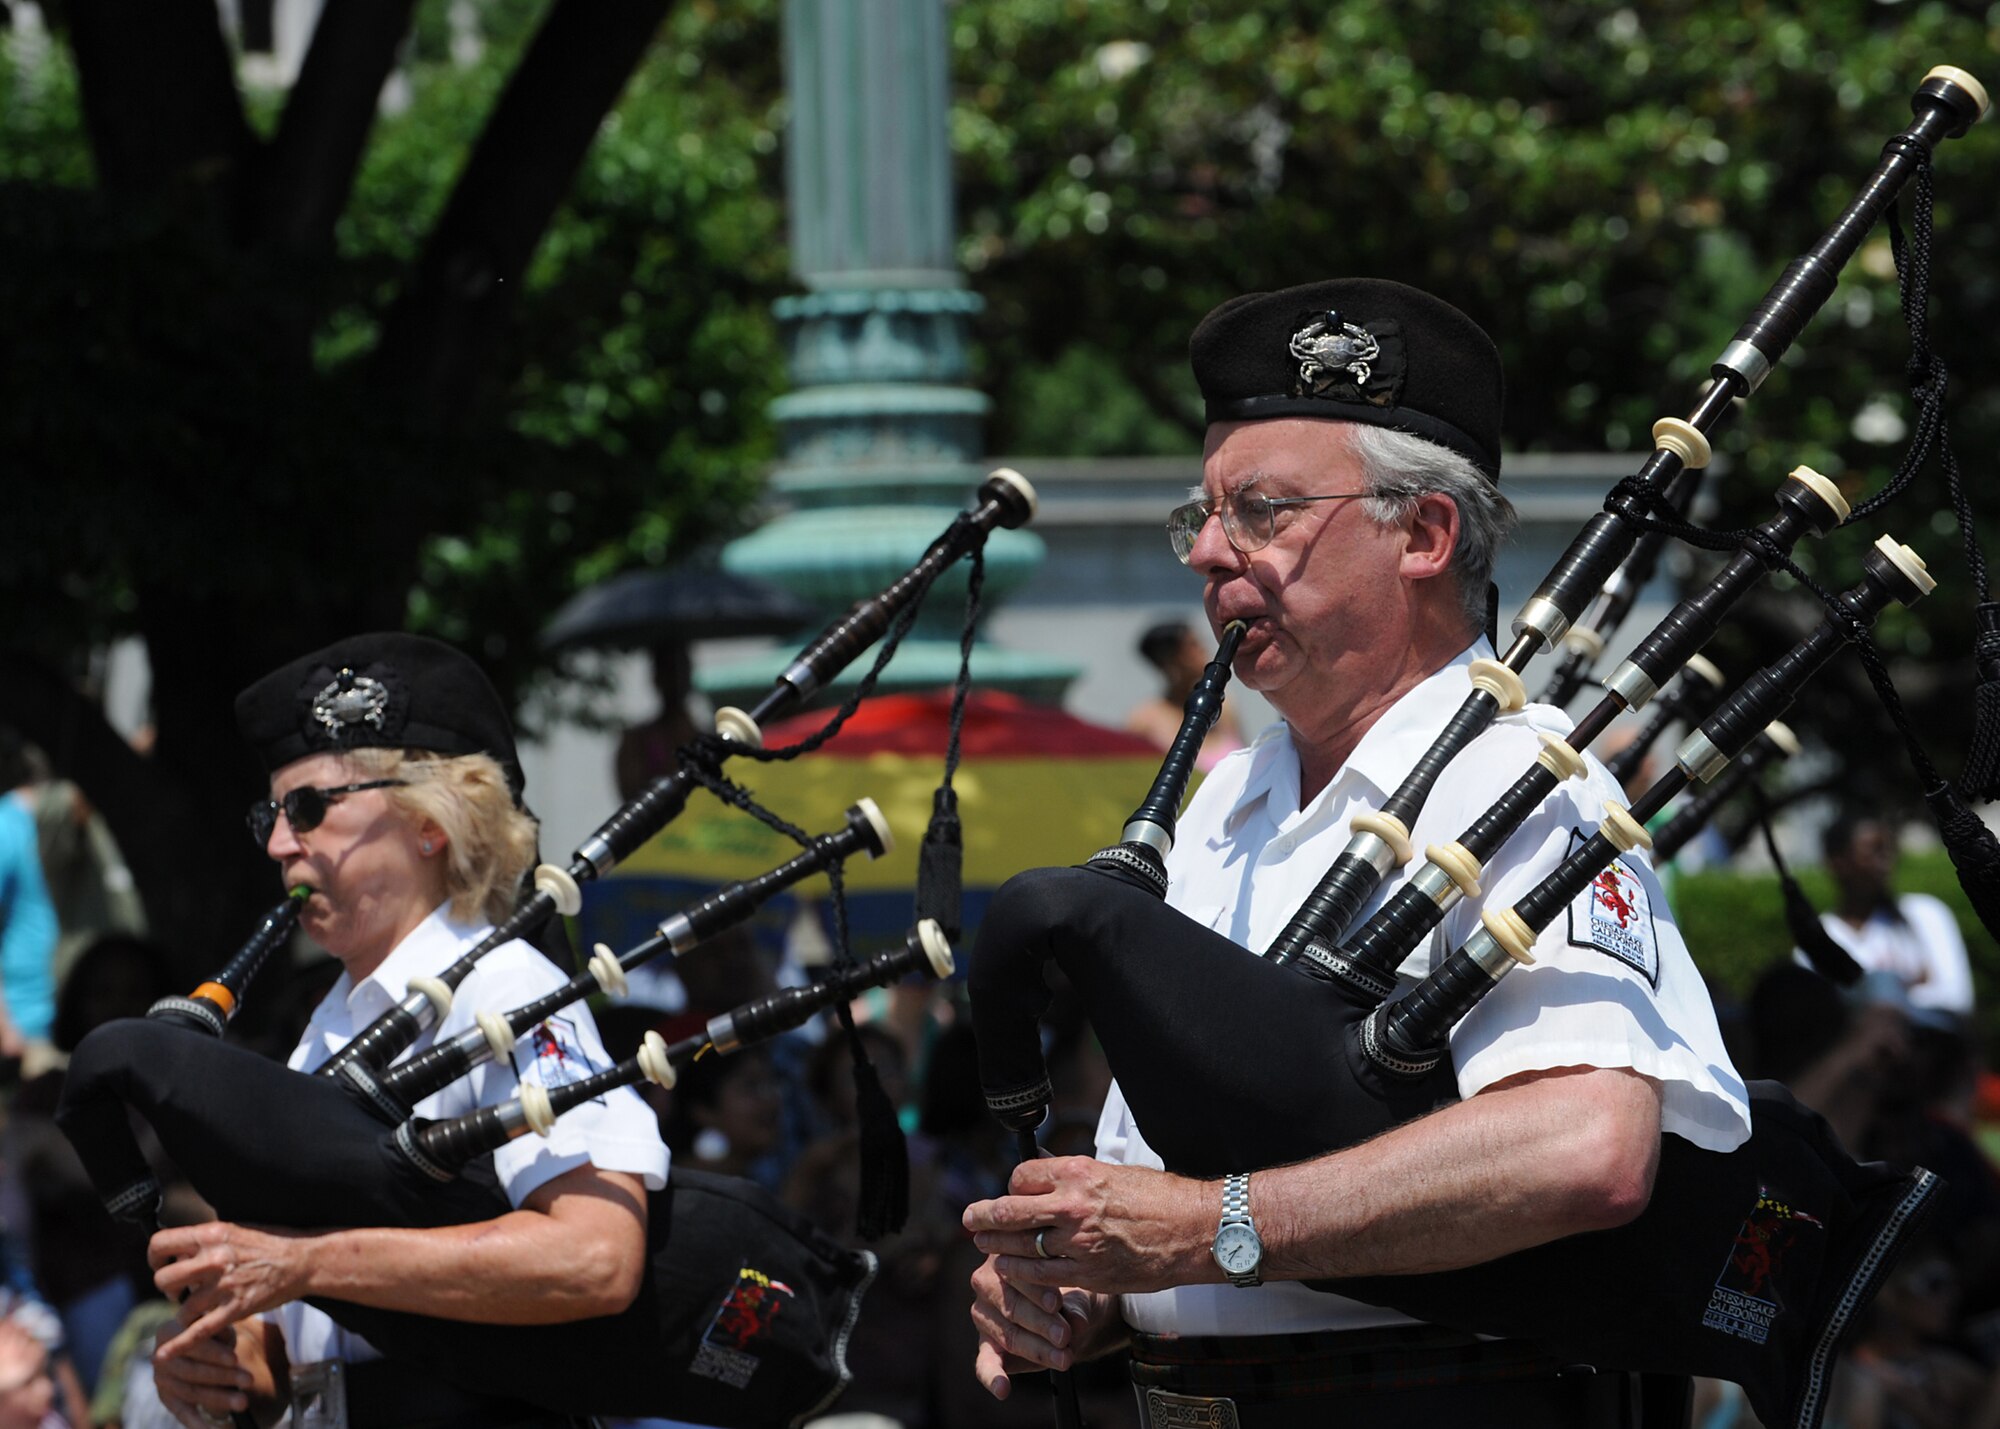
[1218,1172,1261,1287]
[1221,1172,1252,1226]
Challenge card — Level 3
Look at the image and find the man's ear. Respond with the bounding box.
[1400,492,1460,581]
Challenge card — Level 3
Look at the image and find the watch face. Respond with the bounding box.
[1213,1223,1261,1274]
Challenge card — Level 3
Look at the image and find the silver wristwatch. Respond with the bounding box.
[1210,1172,1263,1287]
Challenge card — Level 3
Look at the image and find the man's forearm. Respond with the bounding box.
[965,1066,1664,1297]
[1257,1066,1663,1281]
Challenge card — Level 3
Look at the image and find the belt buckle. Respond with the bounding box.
[289,1358,349,1429]
[1141,1385,1242,1429]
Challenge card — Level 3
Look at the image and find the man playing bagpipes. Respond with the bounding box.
[964,279,1753,1428]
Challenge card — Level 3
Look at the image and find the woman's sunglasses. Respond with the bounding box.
[246,780,406,847]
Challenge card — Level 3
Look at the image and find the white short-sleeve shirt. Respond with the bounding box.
[1096,643,1751,1337]
[1808,893,1974,1015]
[273,903,669,1368]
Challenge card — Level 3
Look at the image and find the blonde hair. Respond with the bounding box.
[342,748,537,925]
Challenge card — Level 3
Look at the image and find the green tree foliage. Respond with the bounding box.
[955,0,2000,459]
[382,8,791,664]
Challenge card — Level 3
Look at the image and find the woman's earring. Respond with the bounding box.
[421,840,435,854]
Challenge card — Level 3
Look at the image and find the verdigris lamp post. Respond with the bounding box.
[701,0,1073,706]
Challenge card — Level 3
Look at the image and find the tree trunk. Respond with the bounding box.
[38,0,682,972]
[255,0,418,259]
[369,0,670,425]
[67,0,254,224]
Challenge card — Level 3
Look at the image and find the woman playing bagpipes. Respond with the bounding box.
[149,632,666,1429]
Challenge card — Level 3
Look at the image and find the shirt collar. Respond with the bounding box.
[1339,640,1497,799]
[338,901,481,1021]
[1231,640,1498,824]
[1223,721,1299,828]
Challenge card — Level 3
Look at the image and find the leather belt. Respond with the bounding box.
[1137,1386,1244,1429]
[291,1357,590,1429]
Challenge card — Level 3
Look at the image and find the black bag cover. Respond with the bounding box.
[57,1020,497,1229]
[324,1168,876,1425]
[57,1019,875,1426]
[970,866,1431,1176]
[968,865,1940,1429]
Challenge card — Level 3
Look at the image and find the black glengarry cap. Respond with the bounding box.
[1190,277,1504,481]
[235,632,524,801]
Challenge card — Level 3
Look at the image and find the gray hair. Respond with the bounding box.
[1346,424,1516,637]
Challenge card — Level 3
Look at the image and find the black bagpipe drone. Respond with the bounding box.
[56,473,1033,1425]
[970,67,1992,1429]
[323,467,1035,1089]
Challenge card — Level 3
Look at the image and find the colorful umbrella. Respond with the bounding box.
[541,567,814,651]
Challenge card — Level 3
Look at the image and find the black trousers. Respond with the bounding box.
[343,1359,592,1429]
[1128,1328,1694,1429]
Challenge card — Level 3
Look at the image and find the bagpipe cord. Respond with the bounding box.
[917,546,985,943]
[1748,782,1865,985]
[666,522,993,1236]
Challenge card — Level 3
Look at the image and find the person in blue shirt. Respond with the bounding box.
[0,731,59,1068]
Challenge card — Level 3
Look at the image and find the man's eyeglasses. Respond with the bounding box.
[1165,484,1370,564]
[247,780,407,847]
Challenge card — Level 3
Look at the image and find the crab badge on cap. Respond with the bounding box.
[237,632,527,802]
[1290,310,1381,388]
[310,669,392,740]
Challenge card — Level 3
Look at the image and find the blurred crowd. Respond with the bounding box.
[2,702,1999,1429]
[1695,812,1997,1429]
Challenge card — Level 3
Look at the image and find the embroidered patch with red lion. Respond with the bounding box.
[689,1264,797,1390]
[1703,1191,1827,1344]
[509,1014,603,1100]
[1563,828,1661,986]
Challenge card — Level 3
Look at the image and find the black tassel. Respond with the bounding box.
[821,857,910,1241]
[1961,604,2000,801]
[849,1038,910,1240]
[916,786,965,943]
[1782,879,1863,986]
[1923,782,2000,941]
[1746,784,1861,985]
